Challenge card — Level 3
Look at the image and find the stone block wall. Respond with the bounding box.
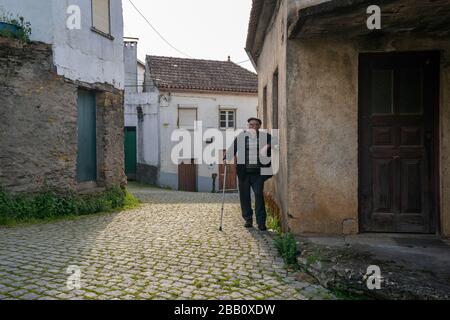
[0,37,126,195]
[96,90,127,190]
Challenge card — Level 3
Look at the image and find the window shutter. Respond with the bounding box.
[92,0,110,34]
[179,109,197,129]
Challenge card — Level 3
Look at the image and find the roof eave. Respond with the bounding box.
[288,0,450,39]
[157,86,258,96]
[245,0,278,67]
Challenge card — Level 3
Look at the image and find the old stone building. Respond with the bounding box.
[0,0,126,194]
[246,0,450,237]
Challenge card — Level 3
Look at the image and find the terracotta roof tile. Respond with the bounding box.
[146,55,258,94]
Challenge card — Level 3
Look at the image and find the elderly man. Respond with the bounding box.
[224,118,272,231]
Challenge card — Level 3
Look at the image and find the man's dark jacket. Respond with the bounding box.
[226,131,273,181]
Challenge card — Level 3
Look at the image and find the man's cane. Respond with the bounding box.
[219,161,227,232]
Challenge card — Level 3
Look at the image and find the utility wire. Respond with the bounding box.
[128,0,193,58]
[236,59,250,65]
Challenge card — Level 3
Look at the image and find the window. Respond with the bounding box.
[178,108,197,130]
[92,0,111,36]
[219,110,236,129]
[262,86,267,127]
[272,69,279,129]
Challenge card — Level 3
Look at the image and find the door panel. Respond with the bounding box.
[372,158,394,214]
[359,51,439,234]
[178,159,197,192]
[400,159,422,214]
[76,90,97,183]
[124,127,137,179]
[219,150,237,191]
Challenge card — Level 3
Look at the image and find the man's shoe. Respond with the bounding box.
[244,221,253,228]
[258,225,268,231]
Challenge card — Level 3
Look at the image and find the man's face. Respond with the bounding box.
[248,120,261,132]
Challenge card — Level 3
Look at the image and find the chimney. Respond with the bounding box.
[123,38,139,93]
[228,56,231,62]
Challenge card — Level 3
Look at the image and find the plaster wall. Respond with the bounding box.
[0,0,124,89]
[255,0,290,231]
[286,34,450,236]
[158,91,257,192]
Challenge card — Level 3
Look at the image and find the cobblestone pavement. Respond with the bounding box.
[0,186,333,300]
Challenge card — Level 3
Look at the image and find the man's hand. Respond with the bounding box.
[260,144,272,157]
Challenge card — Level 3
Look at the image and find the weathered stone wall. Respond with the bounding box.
[0,37,126,195]
[0,38,78,194]
[287,38,359,235]
[286,34,450,236]
[256,0,291,232]
[136,164,158,186]
[96,90,127,190]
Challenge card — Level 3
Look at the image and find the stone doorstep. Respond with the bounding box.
[295,236,450,300]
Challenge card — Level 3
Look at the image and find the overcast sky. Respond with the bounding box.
[122,0,255,72]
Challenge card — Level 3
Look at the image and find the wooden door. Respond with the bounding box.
[76,90,97,183]
[359,51,439,233]
[124,127,137,180]
[219,150,237,191]
[178,159,197,192]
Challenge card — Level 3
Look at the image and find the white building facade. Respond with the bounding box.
[0,0,124,89]
[158,91,258,192]
[123,53,258,192]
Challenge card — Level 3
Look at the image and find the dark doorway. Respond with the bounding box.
[124,127,137,180]
[179,159,197,192]
[76,90,97,183]
[359,51,440,234]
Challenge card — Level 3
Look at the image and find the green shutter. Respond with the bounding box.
[76,90,97,182]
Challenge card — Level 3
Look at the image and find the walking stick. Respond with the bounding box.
[219,162,228,232]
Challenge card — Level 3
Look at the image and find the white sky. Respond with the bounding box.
[122,0,255,72]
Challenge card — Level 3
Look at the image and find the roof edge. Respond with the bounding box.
[245,0,278,65]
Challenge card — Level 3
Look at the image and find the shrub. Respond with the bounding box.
[266,206,282,234]
[0,187,140,226]
[0,9,32,42]
[274,233,300,269]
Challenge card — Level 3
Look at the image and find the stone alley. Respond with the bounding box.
[0,185,332,300]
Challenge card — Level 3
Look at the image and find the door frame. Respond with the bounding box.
[357,50,441,234]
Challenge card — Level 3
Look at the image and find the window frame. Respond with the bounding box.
[91,0,114,40]
[219,109,237,130]
[272,68,279,129]
[262,86,268,128]
[177,107,198,130]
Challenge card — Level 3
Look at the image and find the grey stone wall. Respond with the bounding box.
[285,35,450,236]
[0,37,126,195]
[255,5,450,236]
[255,0,291,233]
[136,164,158,186]
[96,90,127,190]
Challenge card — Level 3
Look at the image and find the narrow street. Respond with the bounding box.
[0,186,332,300]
